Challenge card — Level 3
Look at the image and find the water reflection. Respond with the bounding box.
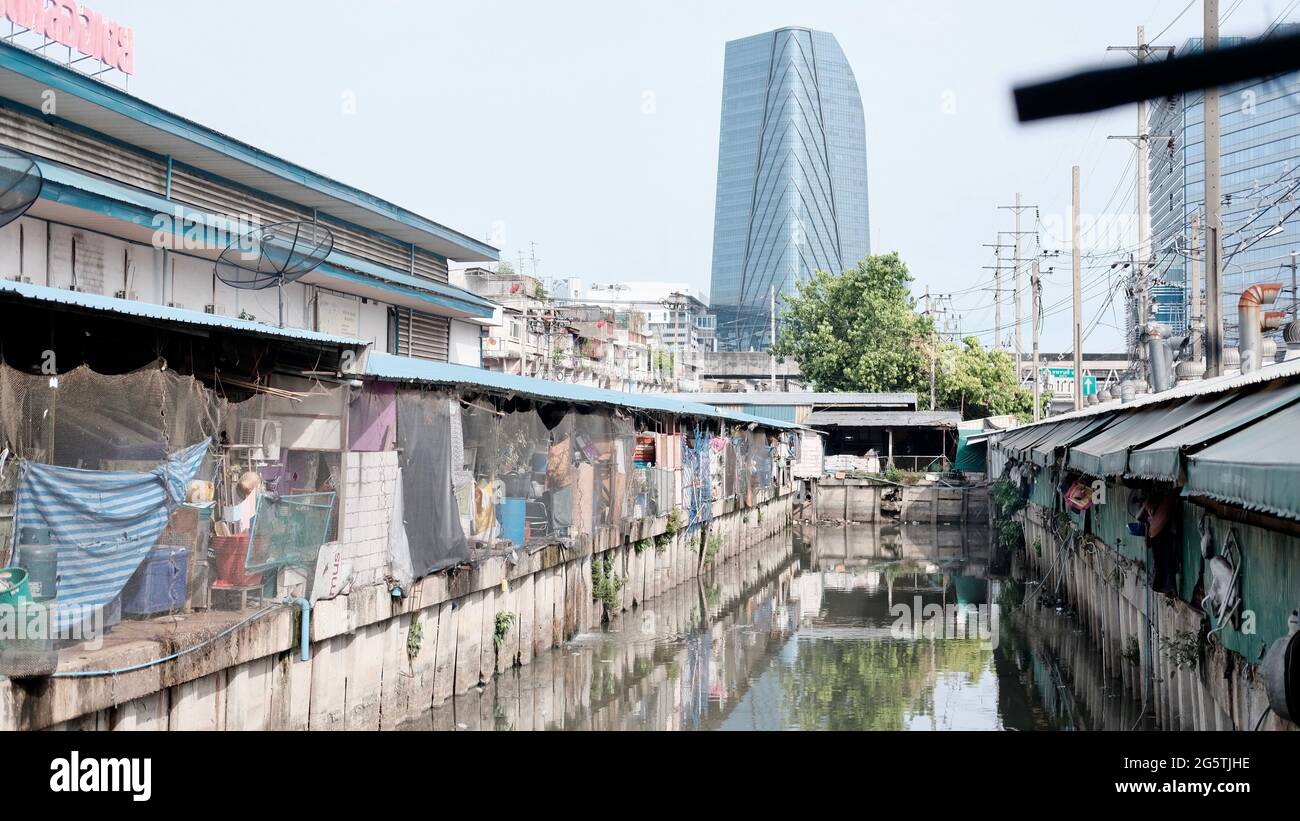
[406,523,1148,731]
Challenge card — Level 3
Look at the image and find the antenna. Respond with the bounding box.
[215,220,334,327]
[0,147,43,230]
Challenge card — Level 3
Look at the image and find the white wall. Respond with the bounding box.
[1,215,461,352]
[449,319,482,366]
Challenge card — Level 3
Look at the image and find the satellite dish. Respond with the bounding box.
[216,220,334,326]
[0,147,43,230]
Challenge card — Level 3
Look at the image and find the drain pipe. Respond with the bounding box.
[1238,283,1283,373]
[284,597,312,662]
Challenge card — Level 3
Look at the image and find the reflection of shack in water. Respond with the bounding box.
[411,523,1148,731]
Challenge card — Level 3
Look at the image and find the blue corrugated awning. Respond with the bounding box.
[1185,400,1300,521]
[364,352,797,429]
[0,279,367,347]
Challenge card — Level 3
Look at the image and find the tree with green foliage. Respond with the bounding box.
[936,336,1041,420]
[772,253,934,394]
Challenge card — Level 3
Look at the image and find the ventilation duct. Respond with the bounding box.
[1238,283,1283,374]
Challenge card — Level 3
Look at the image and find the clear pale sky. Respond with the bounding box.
[79,0,1292,352]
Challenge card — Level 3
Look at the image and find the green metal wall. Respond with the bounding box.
[1178,506,1300,663]
[1092,481,1145,563]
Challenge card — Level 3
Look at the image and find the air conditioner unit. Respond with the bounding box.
[115,290,139,301]
[238,419,283,462]
[204,304,225,315]
[167,302,185,310]
[11,276,32,284]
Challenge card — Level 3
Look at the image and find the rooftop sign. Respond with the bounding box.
[2,1,134,75]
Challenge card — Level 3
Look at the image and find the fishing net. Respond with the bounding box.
[244,492,336,572]
[0,360,219,468]
[683,428,715,529]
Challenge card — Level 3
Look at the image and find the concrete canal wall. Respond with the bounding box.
[1017,503,1296,732]
[412,530,799,731]
[0,492,795,731]
[814,478,989,524]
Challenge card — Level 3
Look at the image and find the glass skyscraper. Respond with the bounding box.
[1148,32,1300,348]
[708,27,870,352]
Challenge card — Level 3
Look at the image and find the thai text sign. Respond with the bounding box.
[2,1,134,75]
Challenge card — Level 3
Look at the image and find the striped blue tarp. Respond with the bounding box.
[14,440,210,631]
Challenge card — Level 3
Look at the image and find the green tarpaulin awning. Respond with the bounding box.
[1185,400,1300,522]
[1026,414,1113,467]
[1128,380,1300,482]
[1066,392,1237,478]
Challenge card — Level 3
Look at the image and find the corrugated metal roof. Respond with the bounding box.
[803,410,962,428]
[1026,416,1111,467]
[364,353,797,429]
[1128,380,1300,481]
[1066,392,1238,478]
[0,43,496,263]
[0,280,367,347]
[992,359,1300,439]
[673,391,917,407]
[1185,400,1300,522]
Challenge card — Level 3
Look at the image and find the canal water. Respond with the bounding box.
[404,523,1153,731]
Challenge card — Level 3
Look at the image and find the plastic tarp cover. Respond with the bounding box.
[395,390,468,575]
[1067,393,1237,478]
[1184,400,1300,522]
[1128,380,1300,481]
[12,439,210,634]
[994,421,1054,454]
[1027,415,1112,467]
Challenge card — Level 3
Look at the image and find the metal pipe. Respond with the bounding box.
[284,596,312,662]
[1238,283,1283,373]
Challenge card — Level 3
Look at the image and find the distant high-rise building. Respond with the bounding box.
[1149,31,1300,348]
[708,27,870,351]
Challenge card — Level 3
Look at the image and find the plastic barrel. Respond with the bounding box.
[498,498,527,546]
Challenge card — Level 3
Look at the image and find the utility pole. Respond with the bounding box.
[998,195,1039,378]
[1072,165,1084,412]
[1289,250,1298,319]
[924,288,936,410]
[982,242,1014,349]
[1190,211,1203,365]
[1204,0,1224,377]
[1031,259,1042,421]
[769,285,777,391]
[1109,26,1171,387]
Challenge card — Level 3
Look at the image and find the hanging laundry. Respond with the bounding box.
[13,439,210,633]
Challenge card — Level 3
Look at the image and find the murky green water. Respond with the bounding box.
[406,523,1151,731]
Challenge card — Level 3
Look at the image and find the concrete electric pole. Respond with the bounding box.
[1031,258,1042,422]
[998,194,1039,379]
[1072,165,1084,412]
[1190,211,1203,366]
[982,242,1014,350]
[1204,0,1224,377]
[1108,26,1171,387]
